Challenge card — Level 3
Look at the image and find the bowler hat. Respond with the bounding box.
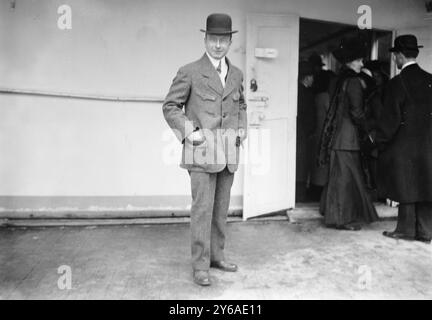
[332,37,367,64]
[389,34,423,53]
[200,13,238,35]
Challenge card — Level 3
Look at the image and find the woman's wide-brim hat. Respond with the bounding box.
[389,34,423,53]
[332,36,368,64]
[200,13,238,35]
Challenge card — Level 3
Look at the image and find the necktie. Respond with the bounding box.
[216,60,222,74]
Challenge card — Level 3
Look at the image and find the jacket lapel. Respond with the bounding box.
[199,54,224,96]
[222,57,238,99]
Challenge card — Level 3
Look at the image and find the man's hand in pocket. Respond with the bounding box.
[186,130,206,146]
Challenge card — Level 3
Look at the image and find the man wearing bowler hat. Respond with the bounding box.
[376,34,432,244]
[163,13,247,285]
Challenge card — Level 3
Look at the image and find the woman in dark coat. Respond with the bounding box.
[318,37,379,230]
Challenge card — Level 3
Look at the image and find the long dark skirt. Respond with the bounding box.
[320,150,378,227]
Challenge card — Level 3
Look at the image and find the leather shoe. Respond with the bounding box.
[382,230,414,241]
[415,236,431,244]
[193,270,211,286]
[210,260,238,272]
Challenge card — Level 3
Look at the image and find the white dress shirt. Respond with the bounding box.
[401,61,417,71]
[206,52,228,87]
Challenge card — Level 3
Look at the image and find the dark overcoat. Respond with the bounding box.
[330,73,368,151]
[376,64,432,203]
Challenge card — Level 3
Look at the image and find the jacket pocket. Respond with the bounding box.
[196,91,216,101]
[193,139,209,168]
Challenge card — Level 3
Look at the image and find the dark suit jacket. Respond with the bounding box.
[163,54,247,173]
[297,83,316,139]
[296,83,316,182]
[376,64,432,202]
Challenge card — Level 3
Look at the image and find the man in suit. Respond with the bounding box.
[163,13,247,286]
[377,35,432,244]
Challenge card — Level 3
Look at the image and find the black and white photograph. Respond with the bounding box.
[1,0,432,302]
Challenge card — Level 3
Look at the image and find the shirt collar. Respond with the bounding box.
[401,61,417,71]
[206,52,227,70]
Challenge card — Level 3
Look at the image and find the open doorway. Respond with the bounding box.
[296,18,393,205]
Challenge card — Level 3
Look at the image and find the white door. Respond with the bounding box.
[243,14,299,220]
[394,26,432,74]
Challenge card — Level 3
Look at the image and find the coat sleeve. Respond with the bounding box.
[366,91,383,131]
[375,79,403,149]
[346,78,368,134]
[162,67,194,143]
[238,73,248,139]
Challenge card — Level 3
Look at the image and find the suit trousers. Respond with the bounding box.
[395,202,432,238]
[189,166,234,271]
